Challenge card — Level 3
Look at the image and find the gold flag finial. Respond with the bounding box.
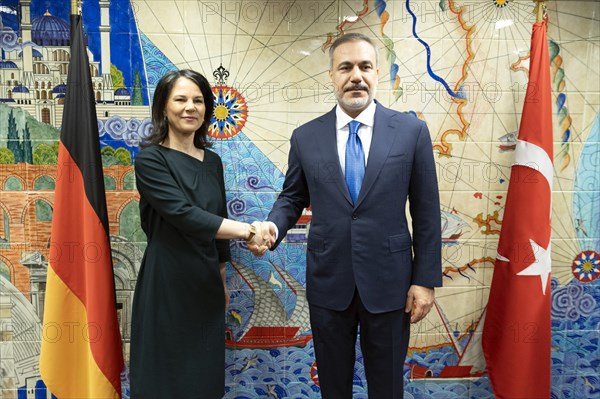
[71,0,80,15]
[533,0,546,22]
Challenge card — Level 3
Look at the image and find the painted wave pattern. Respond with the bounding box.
[98,116,152,148]
[212,137,284,193]
[573,114,600,252]
[551,278,600,398]
[224,344,368,399]
[140,32,177,99]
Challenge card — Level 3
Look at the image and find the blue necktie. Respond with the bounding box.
[345,120,365,204]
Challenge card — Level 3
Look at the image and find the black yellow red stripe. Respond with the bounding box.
[40,14,123,398]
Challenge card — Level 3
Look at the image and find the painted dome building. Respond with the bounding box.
[114,87,131,106]
[10,84,31,104]
[0,61,19,69]
[31,10,72,47]
[0,4,114,125]
[0,61,20,103]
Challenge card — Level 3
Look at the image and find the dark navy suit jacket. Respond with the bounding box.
[268,102,442,313]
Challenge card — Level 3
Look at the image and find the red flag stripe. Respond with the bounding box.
[48,143,123,391]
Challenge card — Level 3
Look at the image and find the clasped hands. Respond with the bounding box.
[246,221,276,256]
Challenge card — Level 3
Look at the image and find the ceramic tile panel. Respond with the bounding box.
[0,0,598,397]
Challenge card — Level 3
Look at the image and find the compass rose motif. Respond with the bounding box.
[571,250,600,282]
[208,64,248,139]
[208,85,248,139]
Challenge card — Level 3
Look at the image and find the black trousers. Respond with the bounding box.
[309,290,410,399]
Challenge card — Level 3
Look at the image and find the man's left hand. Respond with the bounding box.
[405,285,435,323]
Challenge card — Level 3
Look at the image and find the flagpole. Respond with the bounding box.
[41,0,124,396]
[533,0,546,22]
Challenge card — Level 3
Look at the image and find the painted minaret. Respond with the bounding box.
[100,0,114,101]
[19,0,34,87]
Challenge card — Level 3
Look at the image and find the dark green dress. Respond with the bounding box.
[130,145,230,398]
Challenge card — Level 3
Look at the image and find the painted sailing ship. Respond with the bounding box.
[408,296,488,379]
[284,207,312,243]
[498,132,517,151]
[226,261,312,349]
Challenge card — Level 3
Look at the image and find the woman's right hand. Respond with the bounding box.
[247,222,275,256]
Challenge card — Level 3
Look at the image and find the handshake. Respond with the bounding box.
[246,221,277,257]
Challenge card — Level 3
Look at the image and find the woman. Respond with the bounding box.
[130,69,267,398]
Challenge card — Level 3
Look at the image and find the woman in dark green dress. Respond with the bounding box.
[130,70,268,398]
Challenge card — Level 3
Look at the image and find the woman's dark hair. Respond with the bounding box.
[143,69,214,149]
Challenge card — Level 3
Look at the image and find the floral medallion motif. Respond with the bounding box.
[208,86,248,139]
[571,250,600,282]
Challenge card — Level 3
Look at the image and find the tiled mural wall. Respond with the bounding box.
[0,0,598,398]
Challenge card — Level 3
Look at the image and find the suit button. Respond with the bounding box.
[352,214,358,220]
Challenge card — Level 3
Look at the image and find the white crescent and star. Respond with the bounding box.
[496,138,553,295]
[513,139,553,192]
[516,239,552,295]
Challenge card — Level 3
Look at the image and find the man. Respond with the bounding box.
[255,33,442,398]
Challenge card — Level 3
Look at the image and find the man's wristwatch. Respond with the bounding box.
[246,223,256,242]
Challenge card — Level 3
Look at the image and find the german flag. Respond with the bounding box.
[40,11,123,399]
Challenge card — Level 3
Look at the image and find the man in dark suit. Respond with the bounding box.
[253,33,442,398]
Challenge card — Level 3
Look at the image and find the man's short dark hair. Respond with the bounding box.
[328,33,379,69]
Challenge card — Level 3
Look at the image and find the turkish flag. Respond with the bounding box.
[482,20,553,399]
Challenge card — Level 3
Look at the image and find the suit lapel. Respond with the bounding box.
[355,104,397,208]
[315,108,354,205]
